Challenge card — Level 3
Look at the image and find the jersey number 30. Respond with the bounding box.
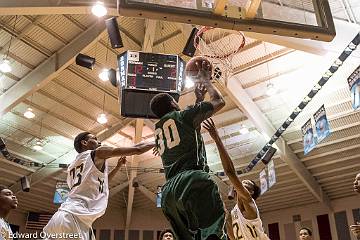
[155,119,180,155]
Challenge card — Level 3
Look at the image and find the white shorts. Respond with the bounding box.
[43,210,95,240]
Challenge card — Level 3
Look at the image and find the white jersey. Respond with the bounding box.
[60,150,109,227]
[231,202,270,240]
[0,218,13,240]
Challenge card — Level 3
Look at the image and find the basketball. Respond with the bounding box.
[185,56,212,78]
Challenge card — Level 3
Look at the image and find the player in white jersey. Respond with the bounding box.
[43,132,154,240]
[203,119,270,240]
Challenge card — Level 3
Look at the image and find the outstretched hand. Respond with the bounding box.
[350,223,360,238]
[195,83,207,103]
[202,118,219,140]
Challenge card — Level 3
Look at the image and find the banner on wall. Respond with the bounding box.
[156,185,162,208]
[53,181,70,204]
[301,119,317,155]
[259,169,268,195]
[268,160,276,188]
[313,105,331,144]
[348,65,360,110]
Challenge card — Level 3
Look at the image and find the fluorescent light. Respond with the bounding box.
[185,77,194,89]
[32,144,43,151]
[239,126,249,135]
[99,69,109,81]
[91,2,107,17]
[0,59,12,73]
[24,108,35,119]
[266,82,277,96]
[97,113,108,124]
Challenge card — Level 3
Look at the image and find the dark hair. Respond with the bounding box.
[300,227,312,236]
[159,229,174,240]
[250,180,261,200]
[150,93,175,118]
[0,185,8,193]
[74,132,91,153]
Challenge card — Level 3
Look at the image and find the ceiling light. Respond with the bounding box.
[0,59,12,73]
[91,2,107,17]
[185,77,194,89]
[266,82,277,96]
[97,113,108,124]
[24,108,35,119]
[239,126,249,135]
[32,142,43,151]
[99,69,109,81]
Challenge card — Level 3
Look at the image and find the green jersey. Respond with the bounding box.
[155,102,214,180]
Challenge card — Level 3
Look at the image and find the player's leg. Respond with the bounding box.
[43,210,91,240]
[180,170,226,240]
[162,177,195,240]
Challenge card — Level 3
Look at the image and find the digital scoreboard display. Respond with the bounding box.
[118,51,185,92]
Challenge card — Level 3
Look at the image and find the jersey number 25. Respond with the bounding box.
[155,119,180,155]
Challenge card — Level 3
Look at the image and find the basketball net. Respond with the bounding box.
[194,27,246,86]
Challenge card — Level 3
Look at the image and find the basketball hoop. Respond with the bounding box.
[194,26,246,85]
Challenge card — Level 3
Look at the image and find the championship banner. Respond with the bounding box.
[313,105,331,143]
[53,181,70,204]
[259,169,268,195]
[156,185,162,208]
[348,65,360,110]
[268,160,276,188]
[301,119,317,155]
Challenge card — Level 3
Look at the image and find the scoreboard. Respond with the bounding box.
[118,51,185,118]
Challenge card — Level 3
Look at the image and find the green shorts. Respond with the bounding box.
[161,170,226,240]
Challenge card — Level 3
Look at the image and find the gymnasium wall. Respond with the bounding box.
[7,195,359,240]
[261,195,360,240]
[8,208,170,240]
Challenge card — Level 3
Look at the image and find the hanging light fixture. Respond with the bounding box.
[97,113,108,124]
[0,59,12,73]
[24,108,35,119]
[32,141,43,151]
[239,125,249,135]
[266,82,277,96]
[1,16,18,74]
[91,2,107,17]
[97,93,108,124]
[99,69,109,81]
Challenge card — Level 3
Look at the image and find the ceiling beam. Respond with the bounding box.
[137,184,156,204]
[0,20,106,118]
[109,181,129,197]
[97,119,134,142]
[218,76,332,209]
[244,0,262,19]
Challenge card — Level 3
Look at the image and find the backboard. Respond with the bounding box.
[118,0,336,41]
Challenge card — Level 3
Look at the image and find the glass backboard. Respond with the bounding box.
[118,0,335,41]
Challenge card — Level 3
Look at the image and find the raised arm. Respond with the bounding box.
[93,141,154,170]
[195,61,225,113]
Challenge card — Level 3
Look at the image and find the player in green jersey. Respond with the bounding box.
[150,61,226,240]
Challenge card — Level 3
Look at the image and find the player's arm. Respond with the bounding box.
[226,212,236,240]
[108,157,127,182]
[203,119,257,217]
[196,61,225,113]
[94,142,155,170]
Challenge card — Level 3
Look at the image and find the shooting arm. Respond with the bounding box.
[203,81,225,114]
